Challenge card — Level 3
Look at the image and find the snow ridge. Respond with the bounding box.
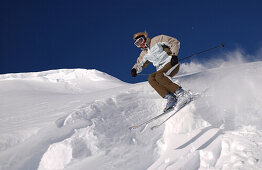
[1,59,262,170]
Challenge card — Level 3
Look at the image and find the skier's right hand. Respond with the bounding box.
[131,68,137,77]
[171,55,178,66]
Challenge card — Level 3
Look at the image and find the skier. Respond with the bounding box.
[131,32,190,112]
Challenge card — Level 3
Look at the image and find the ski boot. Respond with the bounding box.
[174,87,193,108]
[163,93,177,112]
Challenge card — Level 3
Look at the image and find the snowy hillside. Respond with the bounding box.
[1,58,262,170]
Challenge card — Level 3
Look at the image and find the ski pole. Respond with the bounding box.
[137,43,225,76]
[178,43,225,62]
[138,74,150,76]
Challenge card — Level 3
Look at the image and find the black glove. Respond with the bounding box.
[131,68,137,77]
[171,55,178,66]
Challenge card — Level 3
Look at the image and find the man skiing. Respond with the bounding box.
[131,32,190,112]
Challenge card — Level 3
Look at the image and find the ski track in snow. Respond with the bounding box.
[1,61,262,170]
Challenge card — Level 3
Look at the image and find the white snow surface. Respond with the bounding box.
[1,58,262,170]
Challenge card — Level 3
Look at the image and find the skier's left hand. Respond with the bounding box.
[171,55,178,66]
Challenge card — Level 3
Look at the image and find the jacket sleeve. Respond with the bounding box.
[158,35,180,56]
[136,55,149,73]
[167,37,180,56]
[132,51,150,73]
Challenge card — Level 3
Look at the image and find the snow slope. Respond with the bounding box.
[1,59,262,170]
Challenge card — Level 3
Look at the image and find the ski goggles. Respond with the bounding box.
[134,36,145,47]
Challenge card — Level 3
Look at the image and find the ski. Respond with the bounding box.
[129,89,206,131]
[129,107,175,130]
[151,99,194,130]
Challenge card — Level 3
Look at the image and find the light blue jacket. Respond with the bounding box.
[137,42,172,73]
[133,35,180,73]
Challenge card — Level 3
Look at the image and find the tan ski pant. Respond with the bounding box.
[148,62,180,98]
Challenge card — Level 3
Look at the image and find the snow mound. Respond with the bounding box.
[0,69,117,82]
[38,93,164,170]
[0,69,126,93]
[38,126,99,170]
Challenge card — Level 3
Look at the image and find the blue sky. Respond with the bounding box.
[1,0,262,83]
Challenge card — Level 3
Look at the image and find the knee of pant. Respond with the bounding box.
[155,73,164,82]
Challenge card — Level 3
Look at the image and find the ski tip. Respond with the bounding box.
[151,126,158,130]
[129,126,137,130]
